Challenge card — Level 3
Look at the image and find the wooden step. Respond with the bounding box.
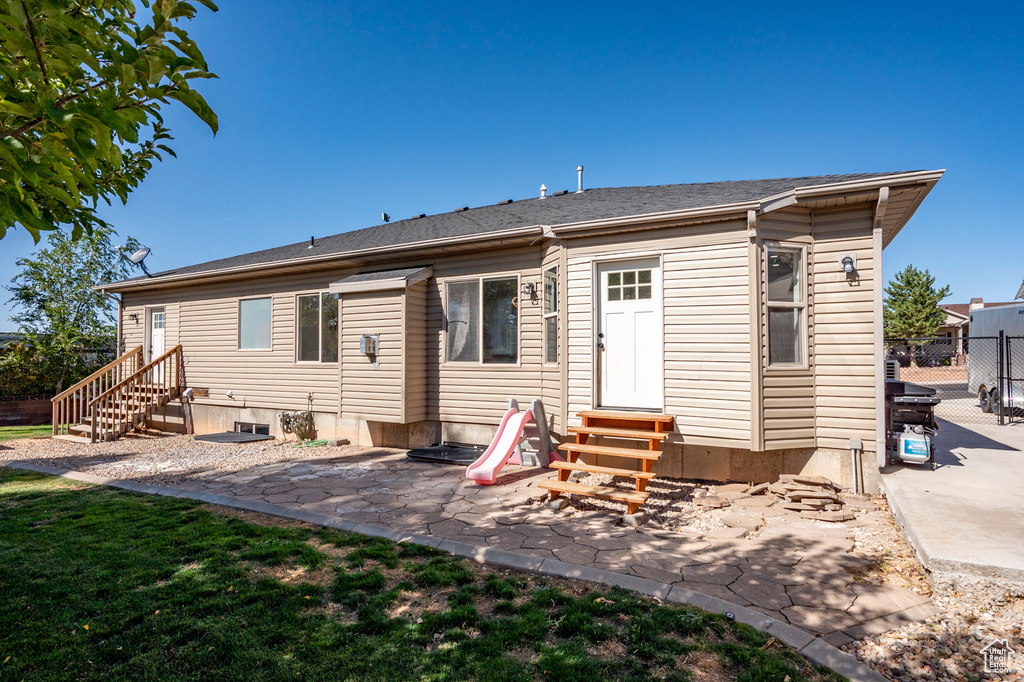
[538,479,650,513]
[568,426,669,440]
[53,434,93,444]
[578,410,674,424]
[558,442,662,460]
[549,461,656,479]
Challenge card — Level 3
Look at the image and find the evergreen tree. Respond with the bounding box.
[883,265,951,367]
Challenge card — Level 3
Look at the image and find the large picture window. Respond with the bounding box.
[543,267,557,364]
[766,244,806,366]
[297,292,339,363]
[239,297,273,350]
[446,276,518,364]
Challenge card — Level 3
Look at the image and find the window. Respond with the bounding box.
[297,292,339,362]
[446,276,519,364]
[543,267,558,364]
[606,268,652,301]
[766,245,806,366]
[239,297,272,350]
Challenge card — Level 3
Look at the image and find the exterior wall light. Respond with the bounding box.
[521,282,536,296]
[839,254,857,274]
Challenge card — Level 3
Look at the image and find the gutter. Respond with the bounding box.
[96,225,545,294]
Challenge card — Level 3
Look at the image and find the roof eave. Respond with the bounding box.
[98,226,544,293]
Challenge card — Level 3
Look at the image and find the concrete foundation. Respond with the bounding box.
[184,403,878,489]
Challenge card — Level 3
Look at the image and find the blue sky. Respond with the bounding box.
[3,1,1023,327]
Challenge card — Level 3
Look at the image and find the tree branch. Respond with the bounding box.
[20,0,49,85]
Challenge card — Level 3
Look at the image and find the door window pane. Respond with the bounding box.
[607,287,621,301]
[638,269,651,284]
[638,285,652,299]
[297,295,320,361]
[447,281,480,362]
[767,246,802,303]
[321,293,339,363]
[768,307,801,364]
[483,277,518,363]
[239,298,272,350]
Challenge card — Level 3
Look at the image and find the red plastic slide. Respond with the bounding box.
[465,406,534,485]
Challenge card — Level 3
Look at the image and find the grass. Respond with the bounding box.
[0,424,51,442]
[0,468,847,681]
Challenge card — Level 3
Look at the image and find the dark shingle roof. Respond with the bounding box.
[129,172,912,283]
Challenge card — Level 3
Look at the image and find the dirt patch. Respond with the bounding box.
[678,650,731,682]
[199,504,318,530]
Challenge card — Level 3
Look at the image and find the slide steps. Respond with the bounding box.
[539,411,673,515]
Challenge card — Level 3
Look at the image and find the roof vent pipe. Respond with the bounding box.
[576,165,584,193]
[539,184,547,198]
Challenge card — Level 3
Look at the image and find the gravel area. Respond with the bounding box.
[0,432,361,486]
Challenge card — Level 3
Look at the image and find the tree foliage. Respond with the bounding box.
[2,224,137,393]
[883,265,951,340]
[0,0,218,242]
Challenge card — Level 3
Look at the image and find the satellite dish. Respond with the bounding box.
[117,244,153,277]
[1016,280,1024,301]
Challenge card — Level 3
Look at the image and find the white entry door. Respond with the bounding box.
[148,308,165,383]
[597,258,663,410]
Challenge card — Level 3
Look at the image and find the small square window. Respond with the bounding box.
[638,270,651,284]
[638,285,652,299]
[608,272,621,286]
[623,287,637,300]
[623,271,636,285]
[608,287,621,301]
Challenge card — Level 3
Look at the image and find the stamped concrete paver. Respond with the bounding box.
[164,446,932,639]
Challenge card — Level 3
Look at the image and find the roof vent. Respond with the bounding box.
[576,165,584,193]
[454,206,469,212]
[553,190,568,196]
[501,199,513,204]
[539,184,547,199]
[411,213,426,219]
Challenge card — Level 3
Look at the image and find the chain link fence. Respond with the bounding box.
[885,337,1001,425]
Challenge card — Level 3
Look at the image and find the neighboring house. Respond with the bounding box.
[939,298,1020,341]
[100,170,943,490]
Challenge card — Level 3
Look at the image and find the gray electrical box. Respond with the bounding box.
[360,334,378,355]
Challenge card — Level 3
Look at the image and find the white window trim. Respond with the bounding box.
[442,273,522,367]
[543,266,558,366]
[237,295,274,352]
[764,242,809,371]
[294,291,339,364]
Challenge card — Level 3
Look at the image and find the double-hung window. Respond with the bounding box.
[543,267,558,364]
[765,244,806,367]
[446,276,519,364]
[296,292,339,363]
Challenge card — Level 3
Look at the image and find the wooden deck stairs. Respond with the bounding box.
[538,411,674,514]
[52,345,186,444]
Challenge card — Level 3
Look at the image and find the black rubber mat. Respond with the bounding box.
[406,444,485,465]
[194,432,275,444]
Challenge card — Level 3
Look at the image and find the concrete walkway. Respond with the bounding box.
[883,419,1024,585]
[148,447,936,647]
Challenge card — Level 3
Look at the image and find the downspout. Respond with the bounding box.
[873,188,890,479]
[100,290,124,356]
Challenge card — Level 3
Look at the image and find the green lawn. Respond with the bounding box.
[0,469,845,681]
[0,424,51,442]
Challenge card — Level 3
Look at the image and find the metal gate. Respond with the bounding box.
[884,336,1011,426]
[1005,335,1024,424]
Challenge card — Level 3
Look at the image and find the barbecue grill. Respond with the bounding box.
[885,380,940,469]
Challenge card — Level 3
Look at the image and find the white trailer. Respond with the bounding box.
[967,303,1024,413]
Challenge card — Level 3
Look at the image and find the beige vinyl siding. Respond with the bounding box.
[541,244,564,434]
[340,289,404,422]
[426,247,545,425]
[759,208,815,449]
[564,219,752,448]
[811,204,877,451]
[663,241,751,444]
[123,269,352,414]
[404,281,428,423]
[122,295,180,354]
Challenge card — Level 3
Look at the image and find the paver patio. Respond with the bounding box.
[166,447,937,646]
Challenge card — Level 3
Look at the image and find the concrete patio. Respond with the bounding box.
[883,418,1024,585]
[164,447,937,646]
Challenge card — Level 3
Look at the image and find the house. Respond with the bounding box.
[938,298,1020,347]
[96,170,943,491]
